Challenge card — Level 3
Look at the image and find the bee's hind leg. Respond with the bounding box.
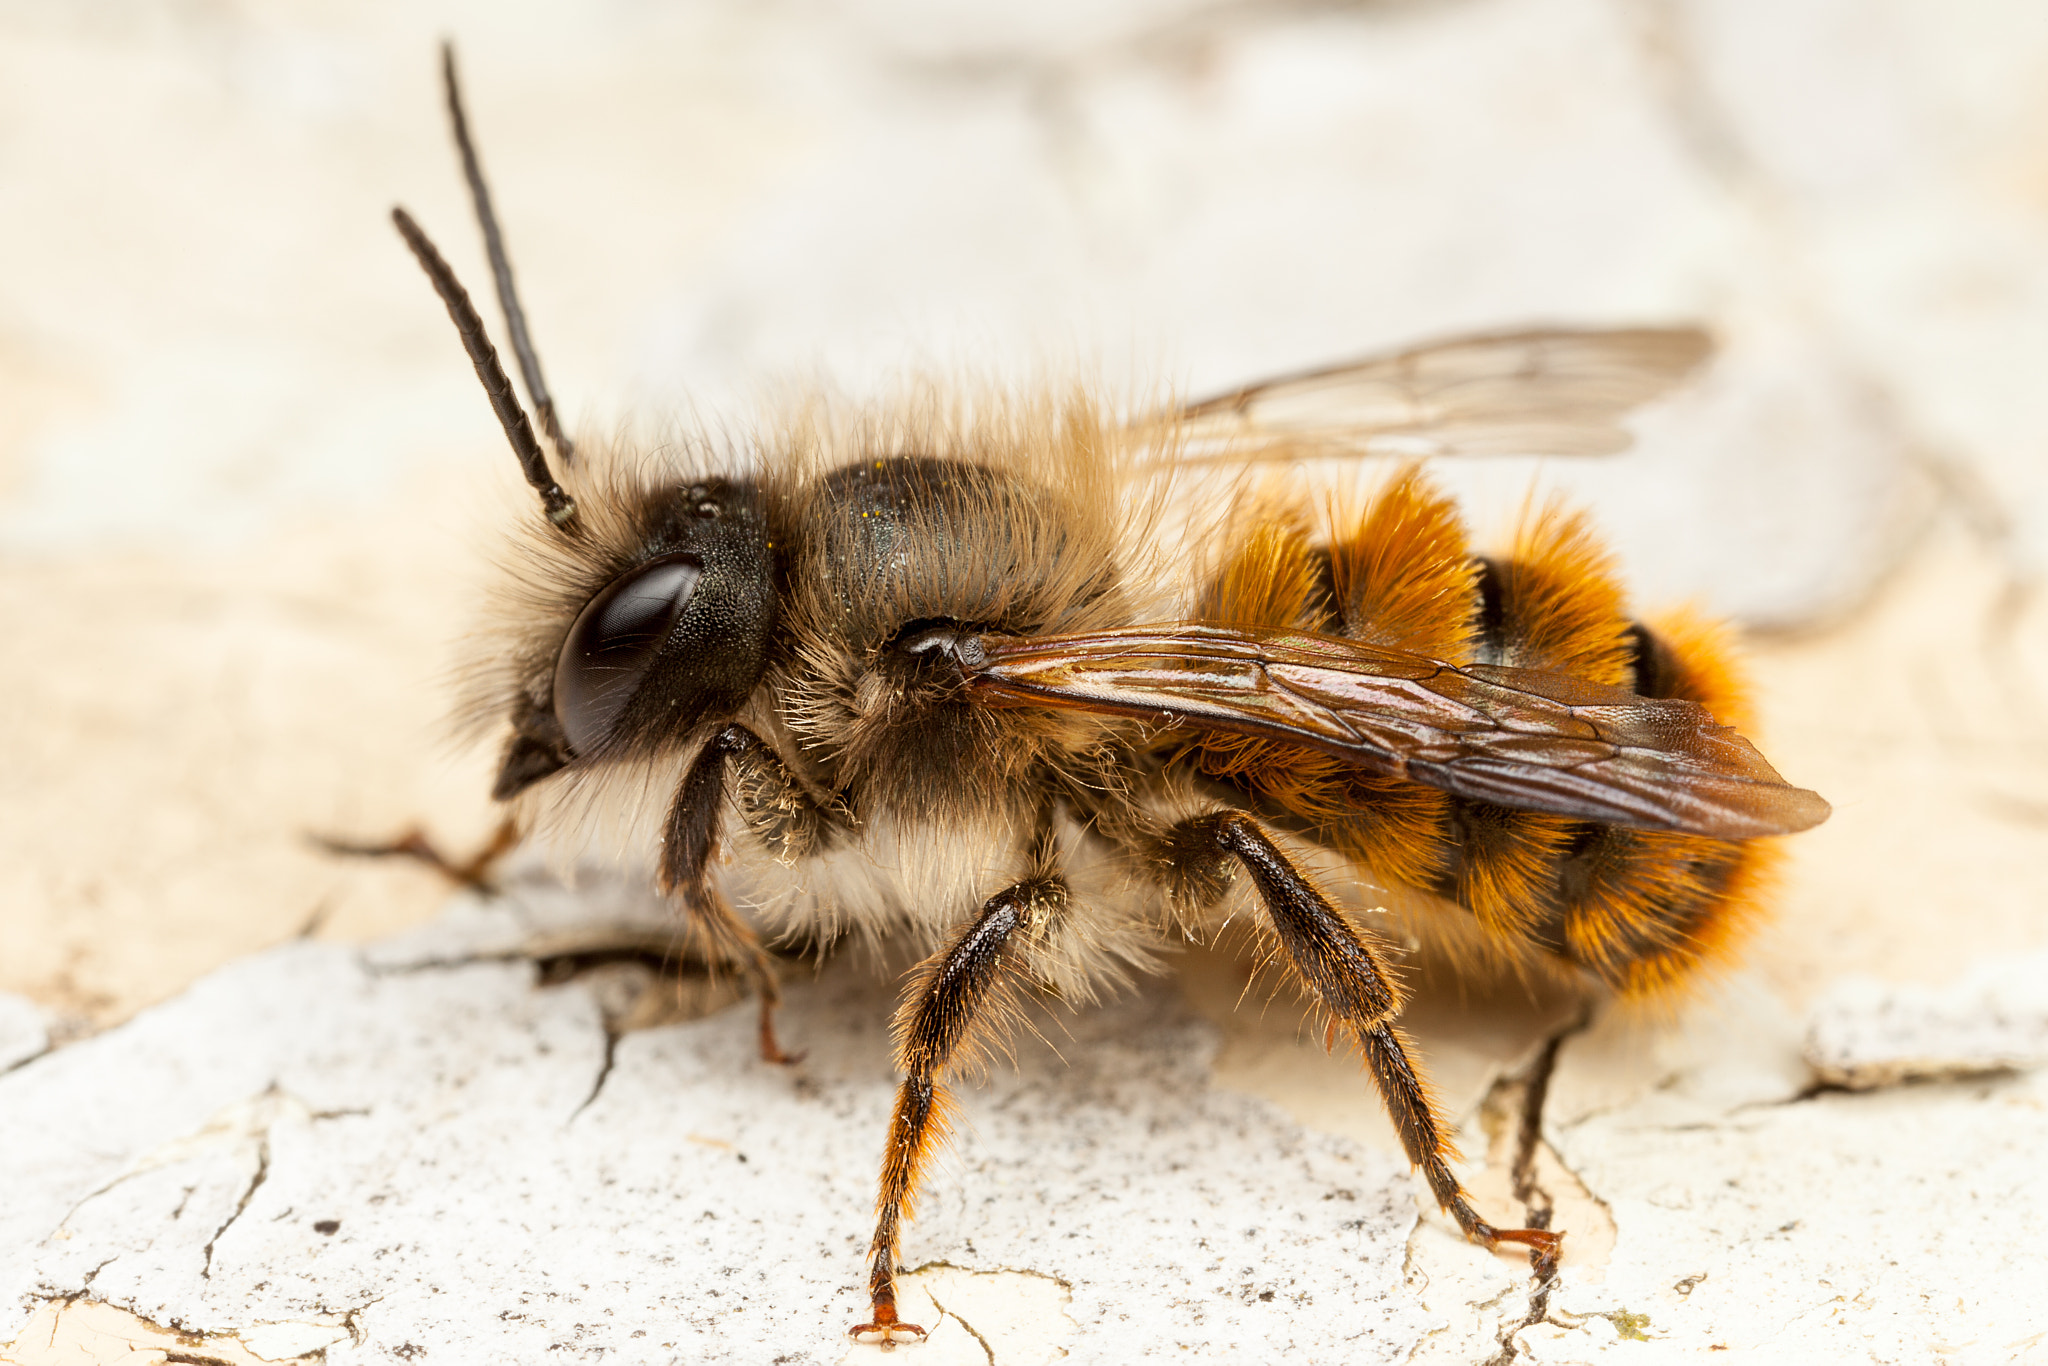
[661,723,847,1066]
[850,874,1062,1349]
[1158,810,1562,1265]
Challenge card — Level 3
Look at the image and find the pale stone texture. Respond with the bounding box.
[9,899,2048,1363]
[0,887,1432,1363]
[1805,947,2048,1090]
[0,995,51,1075]
[1527,1002,2048,1364]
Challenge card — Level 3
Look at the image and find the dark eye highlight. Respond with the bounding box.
[554,553,703,755]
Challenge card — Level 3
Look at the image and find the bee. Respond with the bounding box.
[387,46,1830,1348]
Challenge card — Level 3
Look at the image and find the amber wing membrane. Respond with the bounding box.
[959,625,1829,840]
[1142,326,1713,462]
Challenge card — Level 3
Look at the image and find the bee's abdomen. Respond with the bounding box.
[1198,470,1773,998]
[1544,606,1777,996]
[1426,515,1771,997]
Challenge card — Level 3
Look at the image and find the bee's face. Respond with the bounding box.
[494,477,776,798]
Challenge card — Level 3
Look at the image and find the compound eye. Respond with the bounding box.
[553,553,702,756]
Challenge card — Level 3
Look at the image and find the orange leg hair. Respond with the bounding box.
[849,876,1054,1347]
[1163,810,1559,1257]
[848,799,1552,1344]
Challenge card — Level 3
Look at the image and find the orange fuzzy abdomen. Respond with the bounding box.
[1192,470,1774,998]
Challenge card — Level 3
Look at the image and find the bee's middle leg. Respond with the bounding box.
[661,723,845,1064]
[1157,810,1561,1260]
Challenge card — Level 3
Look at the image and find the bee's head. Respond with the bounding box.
[388,204,778,797]
[491,476,777,798]
[389,48,781,802]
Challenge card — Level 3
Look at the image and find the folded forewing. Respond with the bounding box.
[962,624,1828,839]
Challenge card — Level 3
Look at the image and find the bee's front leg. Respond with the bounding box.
[849,874,1062,1349]
[660,723,846,1064]
[1158,810,1562,1267]
[311,813,523,891]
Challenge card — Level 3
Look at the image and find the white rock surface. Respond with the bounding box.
[16,897,2048,1366]
[1477,977,2048,1363]
[0,896,1433,1364]
[1805,948,2048,1090]
[0,994,51,1074]
[10,891,2048,1364]
[1533,1065,2048,1363]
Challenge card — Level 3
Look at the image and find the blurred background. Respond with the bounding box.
[3,0,2046,1041]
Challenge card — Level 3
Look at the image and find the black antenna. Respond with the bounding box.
[392,206,577,527]
[440,41,574,464]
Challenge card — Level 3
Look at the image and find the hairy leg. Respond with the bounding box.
[661,723,846,1064]
[1160,810,1559,1258]
[849,873,1063,1348]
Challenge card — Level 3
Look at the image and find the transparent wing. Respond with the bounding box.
[1140,326,1712,463]
[956,623,1827,840]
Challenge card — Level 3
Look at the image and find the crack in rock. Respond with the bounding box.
[199,1132,270,1282]
[46,1082,310,1252]
[0,1043,52,1078]
[570,1026,619,1122]
[1484,1017,1587,1366]
[924,1287,994,1366]
[867,1264,1078,1366]
[358,951,525,978]
[3,1297,343,1366]
[1804,954,2048,1090]
[79,1254,118,1291]
[0,993,55,1075]
[13,940,1418,1360]
[166,1089,303,1286]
